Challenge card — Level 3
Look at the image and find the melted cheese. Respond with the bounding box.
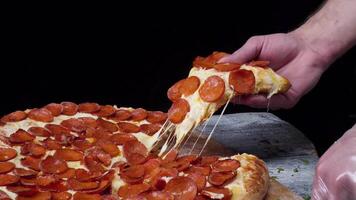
[172,67,234,148]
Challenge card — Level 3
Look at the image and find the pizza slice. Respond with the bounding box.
[166,51,291,148]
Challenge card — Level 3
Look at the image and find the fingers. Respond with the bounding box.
[232,92,298,110]
[219,36,265,64]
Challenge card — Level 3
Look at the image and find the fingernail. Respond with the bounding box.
[217,56,230,63]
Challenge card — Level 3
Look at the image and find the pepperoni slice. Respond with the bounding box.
[14,168,38,177]
[180,76,200,97]
[163,160,191,172]
[0,148,17,161]
[196,156,219,167]
[121,165,145,179]
[1,111,27,123]
[10,129,35,143]
[212,159,240,172]
[73,193,101,200]
[40,156,68,174]
[140,123,161,136]
[164,177,197,200]
[123,140,148,165]
[44,103,63,116]
[167,79,185,102]
[120,166,145,184]
[36,175,57,187]
[118,122,140,133]
[61,102,78,116]
[72,138,93,151]
[143,158,162,174]
[177,155,198,164]
[28,108,54,122]
[147,111,167,124]
[248,60,270,68]
[131,108,148,121]
[21,156,41,171]
[96,139,120,157]
[54,133,75,146]
[20,177,37,186]
[102,195,117,200]
[162,149,178,164]
[75,169,102,182]
[185,166,211,176]
[54,149,84,161]
[96,118,118,132]
[185,172,206,192]
[57,168,76,179]
[229,69,255,94]
[201,186,232,200]
[208,52,229,64]
[78,103,101,113]
[168,98,190,124]
[193,52,229,69]
[39,179,68,192]
[84,155,106,173]
[68,178,99,191]
[111,109,132,121]
[193,56,214,69]
[61,118,86,133]
[83,179,111,194]
[22,143,46,157]
[110,133,137,145]
[208,171,236,186]
[0,162,15,174]
[79,117,98,128]
[0,190,11,200]
[6,185,38,196]
[144,191,174,200]
[16,191,51,200]
[117,183,150,199]
[90,128,111,140]
[0,174,19,186]
[52,192,72,200]
[199,76,225,102]
[94,105,116,117]
[45,124,71,135]
[214,63,241,72]
[28,127,51,137]
[42,138,62,150]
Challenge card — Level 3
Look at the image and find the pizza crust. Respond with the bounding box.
[227,154,270,200]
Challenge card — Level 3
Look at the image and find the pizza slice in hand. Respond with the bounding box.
[166,51,291,147]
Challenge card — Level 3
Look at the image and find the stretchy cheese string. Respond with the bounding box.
[188,113,213,155]
[198,96,232,157]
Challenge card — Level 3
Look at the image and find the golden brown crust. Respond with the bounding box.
[265,179,304,200]
[227,154,269,200]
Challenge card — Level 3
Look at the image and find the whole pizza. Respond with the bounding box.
[0,52,290,200]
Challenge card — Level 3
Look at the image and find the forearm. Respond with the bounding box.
[292,0,356,67]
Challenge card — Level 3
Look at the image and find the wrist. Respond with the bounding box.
[289,27,336,70]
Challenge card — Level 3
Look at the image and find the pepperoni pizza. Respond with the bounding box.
[166,52,291,148]
[0,103,268,200]
[0,52,291,200]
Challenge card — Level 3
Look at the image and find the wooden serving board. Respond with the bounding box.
[179,113,318,199]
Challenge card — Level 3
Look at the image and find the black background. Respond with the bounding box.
[3,1,356,155]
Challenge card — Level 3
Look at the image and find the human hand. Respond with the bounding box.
[220,32,331,109]
[312,124,356,200]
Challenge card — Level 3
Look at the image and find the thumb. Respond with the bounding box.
[219,36,265,63]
